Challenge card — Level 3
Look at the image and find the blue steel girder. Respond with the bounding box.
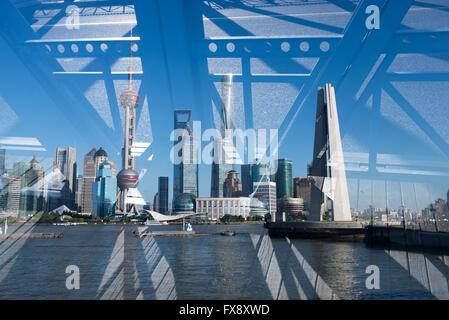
[275,0,389,145]
[386,30,449,54]
[192,36,341,58]
[335,0,417,105]
[0,0,124,149]
[25,38,142,59]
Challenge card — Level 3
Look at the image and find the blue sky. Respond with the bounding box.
[1,0,449,211]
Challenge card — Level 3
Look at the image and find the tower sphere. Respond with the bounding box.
[119,89,140,109]
[117,168,139,190]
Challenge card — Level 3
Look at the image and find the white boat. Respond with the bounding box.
[143,219,168,226]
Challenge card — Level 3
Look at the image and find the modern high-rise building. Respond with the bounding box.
[241,164,252,197]
[173,110,198,200]
[94,147,108,173]
[158,176,169,214]
[13,161,33,217]
[310,84,351,221]
[75,175,83,211]
[275,159,292,199]
[253,181,277,220]
[53,147,77,196]
[81,148,97,214]
[223,170,242,198]
[153,192,159,212]
[294,177,312,204]
[92,160,117,218]
[21,156,45,215]
[220,74,235,135]
[210,138,233,198]
[241,159,270,196]
[211,75,235,198]
[0,149,6,175]
[0,175,21,217]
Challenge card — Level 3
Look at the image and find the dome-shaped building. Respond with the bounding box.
[249,197,269,217]
[173,193,196,213]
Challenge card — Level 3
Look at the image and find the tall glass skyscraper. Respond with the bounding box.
[173,110,198,200]
[92,160,117,218]
[54,147,77,196]
[81,148,97,213]
[275,158,293,199]
[211,74,235,198]
[0,149,6,175]
[158,176,169,214]
[241,159,269,196]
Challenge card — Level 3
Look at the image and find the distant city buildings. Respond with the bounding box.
[13,158,44,217]
[158,176,169,214]
[241,159,270,196]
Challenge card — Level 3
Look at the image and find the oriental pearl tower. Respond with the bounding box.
[116,37,140,214]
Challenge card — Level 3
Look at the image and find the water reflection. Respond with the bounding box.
[0,224,449,299]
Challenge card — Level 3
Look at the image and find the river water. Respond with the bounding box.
[0,223,448,300]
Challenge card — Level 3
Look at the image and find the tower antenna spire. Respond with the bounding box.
[128,29,133,90]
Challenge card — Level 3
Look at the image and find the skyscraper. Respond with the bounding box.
[0,149,6,175]
[211,74,235,198]
[253,181,277,221]
[220,74,235,135]
[0,175,21,217]
[223,170,242,198]
[53,147,77,196]
[153,192,159,212]
[75,175,83,211]
[294,177,312,203]
[92,160,117,218]
[94,147,108,173]
[22,156,45,215]
[241,159,269,196]
[81,148,96,214]
[173,110,198,200]
[275,159,292,199]
[310,84,351,221]
[158,176,169,214]
[241,164,252,196]
[13,161,32,217]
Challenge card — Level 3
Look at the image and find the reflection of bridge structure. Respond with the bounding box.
[1,0,449,300]
[1,217,449,299]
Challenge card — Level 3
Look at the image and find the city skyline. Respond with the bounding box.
[1,2,448,214]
